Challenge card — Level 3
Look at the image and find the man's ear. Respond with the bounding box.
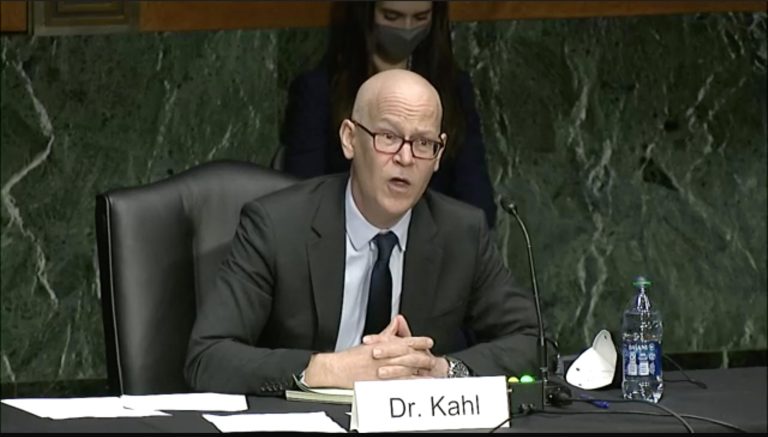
[339,119,356,160]
[433,133,447,172]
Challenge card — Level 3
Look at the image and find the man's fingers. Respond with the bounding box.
[377,364,432,380]
[376,352,437,379]
[362,317,400,344]
[363,334,434,350]
[371,342,412,359]
[405,336,433,350]
[380,317,399,336]
[364,315,413,344]
[382,351,436,370]
[362,334,386,345]
[393,314,412,337]
[370,337,434,359]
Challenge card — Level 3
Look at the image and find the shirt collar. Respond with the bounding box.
[345,178,411,252]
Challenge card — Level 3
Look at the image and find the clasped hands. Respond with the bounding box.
[304,315,449,388]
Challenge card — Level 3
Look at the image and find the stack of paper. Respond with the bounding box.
[285,375,353,405]
[120,392,247,412]
[1,392,246,420]
[203,412,346,433]
[1,397,168,419]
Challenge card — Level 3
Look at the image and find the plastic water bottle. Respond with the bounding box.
[621,276,664,402]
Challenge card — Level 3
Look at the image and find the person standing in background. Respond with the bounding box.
[281,1,497,228]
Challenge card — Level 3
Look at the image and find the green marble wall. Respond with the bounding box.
[1,12,765,385]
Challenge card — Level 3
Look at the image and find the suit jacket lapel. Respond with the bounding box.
[307,176,347,351]
[400,195,442,334]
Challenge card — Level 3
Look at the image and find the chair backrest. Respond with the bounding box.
[270,144,286,171]
[95,160,297,395]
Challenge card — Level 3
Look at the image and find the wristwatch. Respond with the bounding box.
[445,356,470,378]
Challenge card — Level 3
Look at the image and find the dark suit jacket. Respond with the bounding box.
[280,65,498,228]
[185,174,538,396]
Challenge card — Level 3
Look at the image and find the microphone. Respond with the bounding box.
[498,195,571,411]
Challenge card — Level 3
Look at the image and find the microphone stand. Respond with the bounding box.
[499,197,548,409]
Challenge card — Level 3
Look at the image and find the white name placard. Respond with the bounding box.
[350,376,509,432]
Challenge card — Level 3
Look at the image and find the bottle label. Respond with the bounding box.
[623,341,662,378]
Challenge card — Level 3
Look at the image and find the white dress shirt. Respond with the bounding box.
[334,179,412,351]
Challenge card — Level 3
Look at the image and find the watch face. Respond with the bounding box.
[447,357,469,378]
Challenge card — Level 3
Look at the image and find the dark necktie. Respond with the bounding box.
[363,231,399,336]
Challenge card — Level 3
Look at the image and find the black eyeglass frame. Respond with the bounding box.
[350,119,444,160]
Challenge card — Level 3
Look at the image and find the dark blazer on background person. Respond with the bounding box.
[184,174,538,396]
[281,65,498,228]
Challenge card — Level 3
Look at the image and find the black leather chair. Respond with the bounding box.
[95,160,297,395]
[270,144,286,171]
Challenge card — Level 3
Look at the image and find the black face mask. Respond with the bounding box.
[373,23,430,62]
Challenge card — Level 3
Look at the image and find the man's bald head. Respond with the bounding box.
[339,68,447,229]
[351,69,443,129]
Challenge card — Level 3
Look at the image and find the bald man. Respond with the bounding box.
[185,70,539,394]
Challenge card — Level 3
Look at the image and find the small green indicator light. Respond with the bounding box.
[507,376,520,384]
[520,375,535,383]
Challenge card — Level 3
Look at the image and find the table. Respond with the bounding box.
[2,367,765,433]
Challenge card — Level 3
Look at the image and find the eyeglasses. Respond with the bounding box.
[351,120,443,160]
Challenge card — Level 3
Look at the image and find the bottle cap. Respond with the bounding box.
[633,276,651,287]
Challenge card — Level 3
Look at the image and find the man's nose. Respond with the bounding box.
[393,141,416,165]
